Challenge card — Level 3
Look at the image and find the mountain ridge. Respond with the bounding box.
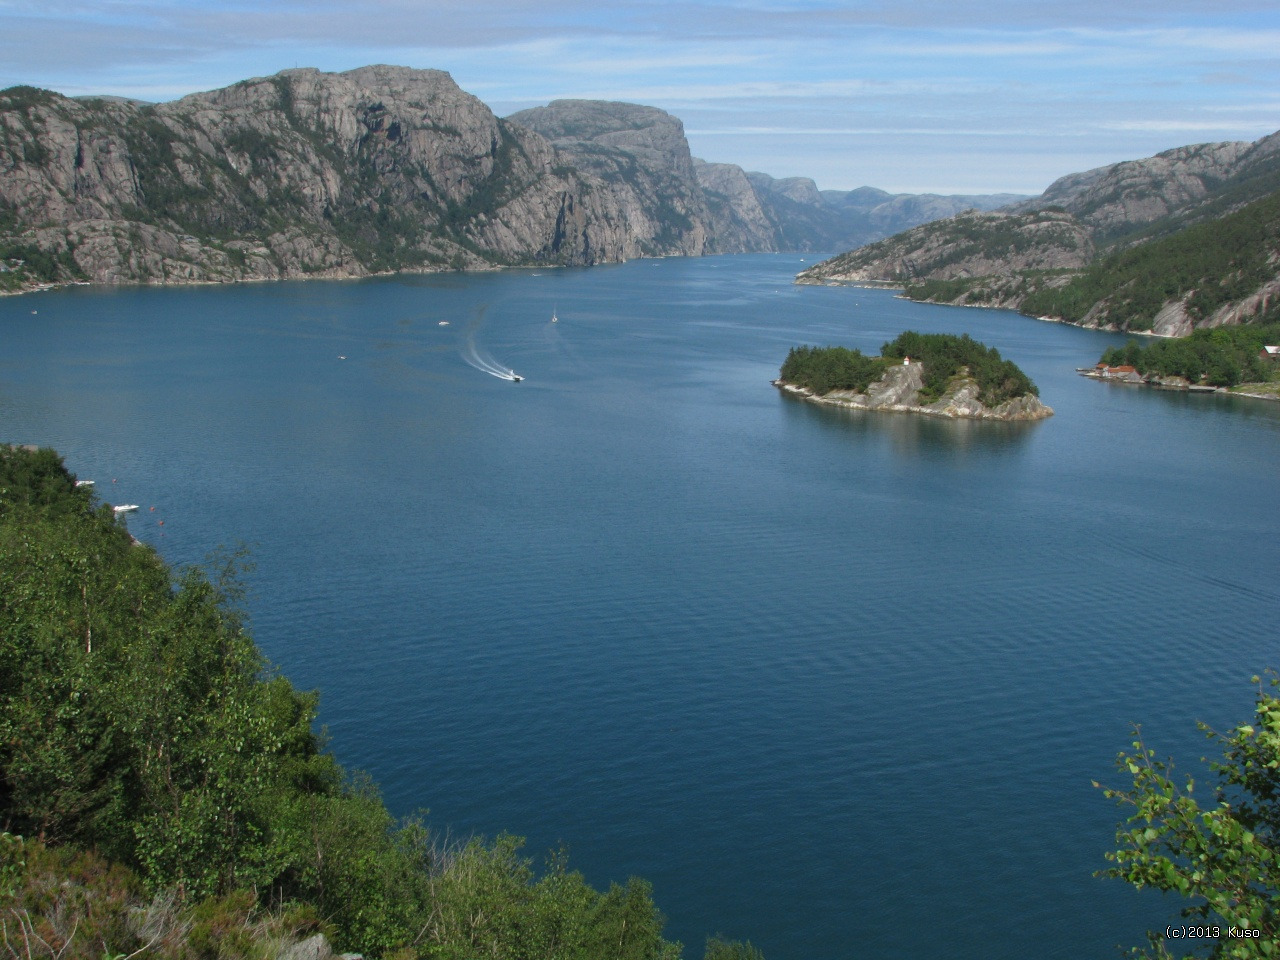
[1,65,1023,293]
[797,128,1280,335]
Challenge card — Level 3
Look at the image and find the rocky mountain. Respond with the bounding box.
[1010,131,1280,241]
[0,66,683,288]
[798,128,1280,334]
[690,160,778,252]
[504,102,1025,257]
[504,99,715,256]
[0,64,1031,293]
[700,168,1024,253]
[796,208,1093,307]
[821,186,1029,243]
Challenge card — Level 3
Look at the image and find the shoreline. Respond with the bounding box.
[0,259,566,298]
[773,378,1053,422]
[794,277,1183,338]
[1076,369,1280,403]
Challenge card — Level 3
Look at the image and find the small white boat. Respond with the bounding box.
[75,479,94,487]
[113,504,139,513]
[438,320,450,326]
[511,371,523,382]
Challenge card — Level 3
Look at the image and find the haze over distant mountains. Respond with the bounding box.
[0,65,1021,291]
[799,129,1280,336]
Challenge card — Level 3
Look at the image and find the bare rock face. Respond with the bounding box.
[692,159,778,252]
[1010,139,1257,236]
[1142,277,1280,338]
[0,68,1041,290]
[0,67,641,287]
[795,210,1093,286]
[775,361,1053,421]
[506,100,713,258]
[798,126,1280,336]
[274,932,363,960]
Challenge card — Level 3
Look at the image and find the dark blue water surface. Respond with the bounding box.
[3,255,1278,960]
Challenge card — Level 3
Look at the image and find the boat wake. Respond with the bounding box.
[461,308,522,381]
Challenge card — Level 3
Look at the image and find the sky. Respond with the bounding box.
[1,1,1278,196]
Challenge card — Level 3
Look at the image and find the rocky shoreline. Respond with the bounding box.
[773,360,1054,421]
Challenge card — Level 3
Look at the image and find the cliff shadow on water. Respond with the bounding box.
[777,386,1045,461]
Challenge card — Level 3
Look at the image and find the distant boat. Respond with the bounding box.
[75,479,94,487]
[551,311,558,323]
[438,320,449,326]
[511,371,524,382]
[113,504,139,513]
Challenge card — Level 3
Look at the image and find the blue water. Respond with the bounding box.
[3,255,1278,960]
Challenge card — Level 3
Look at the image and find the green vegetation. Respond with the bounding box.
[820,210,1082,284]
[778,344,891,395]
[880,331,1037,404]
[1099,320,1280,388]
[901,276,985,303]
[901,269,1081,310]
[0,86,60,108]
[0,446,758,960]
[780,332,1038,406]
[1098,674,1280,958]
[1022,190,1280,331]
[0,241,85,291]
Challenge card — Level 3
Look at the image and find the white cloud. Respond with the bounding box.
[1098,119,1280,134]
[2,0,1278,193]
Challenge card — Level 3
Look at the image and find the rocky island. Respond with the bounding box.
[774,333,1053,421]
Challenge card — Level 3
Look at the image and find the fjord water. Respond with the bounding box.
[3,255,1278,960]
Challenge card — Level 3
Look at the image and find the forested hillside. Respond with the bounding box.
[0,445,760,960]
[1018,189,1280,332]
[1096,319,1280,389]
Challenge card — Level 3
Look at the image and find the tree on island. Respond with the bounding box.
[779,331,1038,406]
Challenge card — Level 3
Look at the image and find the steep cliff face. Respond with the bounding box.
[0,64,1039,292]
[504,100,1029,259]
[0,66,638,287]
[691,163,1025,255]
[691,160,779,252]
[506,100,715,257]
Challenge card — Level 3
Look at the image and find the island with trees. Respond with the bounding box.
[774,331,1053,421]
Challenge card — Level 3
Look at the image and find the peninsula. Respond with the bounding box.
[774,332,1053,421]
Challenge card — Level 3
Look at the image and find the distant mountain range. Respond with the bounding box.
[0,65,1022,292]
[798,130,1280,335]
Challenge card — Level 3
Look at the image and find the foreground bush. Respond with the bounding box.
[0,446,741,959]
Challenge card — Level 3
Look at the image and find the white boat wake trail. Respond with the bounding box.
[461,307,520,381]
